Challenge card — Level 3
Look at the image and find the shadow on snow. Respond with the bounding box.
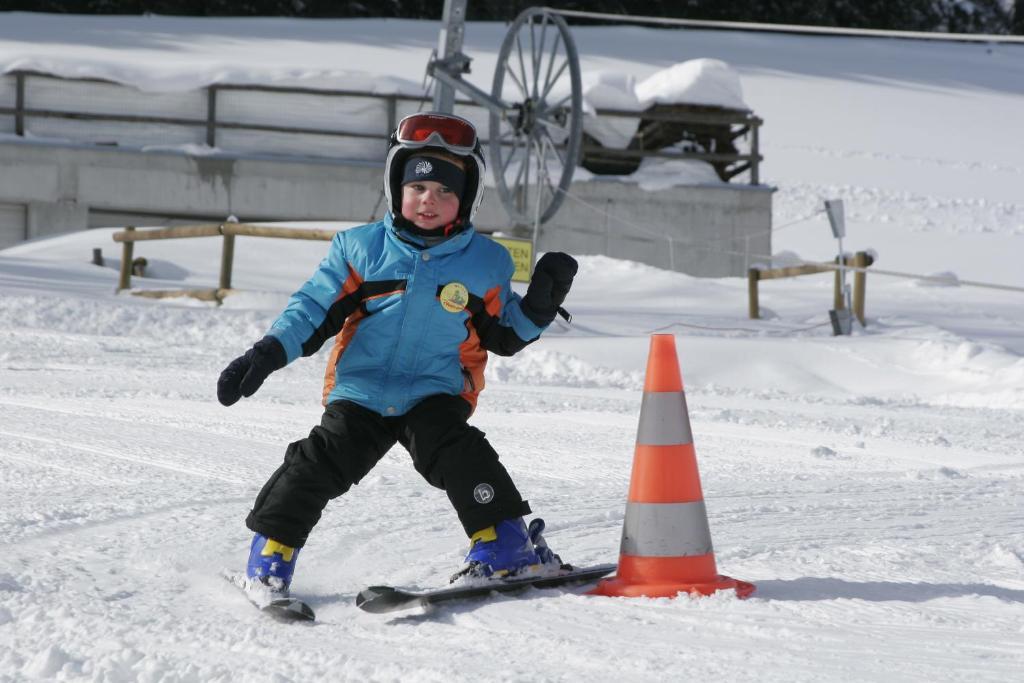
[753,577,1024,603]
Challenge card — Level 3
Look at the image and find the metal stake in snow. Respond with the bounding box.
[825,199,855,335]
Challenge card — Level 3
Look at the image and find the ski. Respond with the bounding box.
[225,571,316,622]
[356,563,616,614]
[259,596,316,622]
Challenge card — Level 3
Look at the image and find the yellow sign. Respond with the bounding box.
[490,236,534,283]
[439,281,469,313]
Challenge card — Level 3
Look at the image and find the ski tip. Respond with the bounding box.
[356,586,394,607]
[263,598,316,622]
[356,586,415,614]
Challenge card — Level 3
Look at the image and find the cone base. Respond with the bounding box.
[589,574,755,599]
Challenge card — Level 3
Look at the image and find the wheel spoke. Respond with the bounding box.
[532,136,546,182]
[522,134,533,206]
[542,93,572,116]
[529,19,537,99]
[539,151,560,215]
[541,32,563,102]
[547,171,559,198]
[504,64,529,100]
[515,33,530,106]
[532,17,548,101]
[511,137,527,191]
[536,137,561,214]
[503,134,523,175]
[541,59,570,103]
[541,167,558,204]
[535,114,571,137]
[540,126,567,166]
[532,136,550,218]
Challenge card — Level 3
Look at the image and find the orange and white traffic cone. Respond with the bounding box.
[590,334,754,599]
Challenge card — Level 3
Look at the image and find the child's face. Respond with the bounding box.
[401,181,460,231]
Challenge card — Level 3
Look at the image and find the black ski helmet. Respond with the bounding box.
[384,112,487,222]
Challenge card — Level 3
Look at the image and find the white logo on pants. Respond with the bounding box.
[473,483,495,504]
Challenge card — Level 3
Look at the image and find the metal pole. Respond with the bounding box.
[206,87,217,148]
[15,73,25,136]
[386,95,397,141]
[531,142,545,268]
[840,238,853,313]
[748,268,760,319]
[750,119,760,184]
[432,0,469,113]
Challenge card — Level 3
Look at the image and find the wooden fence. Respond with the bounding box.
[748,251,874,323]
[2,70,761,185]
[111,222,534,302]
[112,222,339,302]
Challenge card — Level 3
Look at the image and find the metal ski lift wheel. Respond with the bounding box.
[489,7,583,226]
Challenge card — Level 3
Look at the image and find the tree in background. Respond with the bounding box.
[0,0,1017,34]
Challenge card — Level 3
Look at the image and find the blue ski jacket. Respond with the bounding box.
[266,213,546,416]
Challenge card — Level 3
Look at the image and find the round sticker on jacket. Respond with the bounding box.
[440,282,469,313]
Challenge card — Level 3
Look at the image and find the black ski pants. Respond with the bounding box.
[245,394,530,548]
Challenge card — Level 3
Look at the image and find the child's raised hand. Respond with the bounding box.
[217,336,287,406]
[521,252,578,326]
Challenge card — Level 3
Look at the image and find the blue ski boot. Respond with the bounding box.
[526,518,562,567]
[246,533,300,595]
[454,518,561,581]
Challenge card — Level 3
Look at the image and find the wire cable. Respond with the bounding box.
[554,186,1024,295]
[540,7,1024,44]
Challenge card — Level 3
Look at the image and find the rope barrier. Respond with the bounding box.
[773,210,826,233]
[647,319,833,335]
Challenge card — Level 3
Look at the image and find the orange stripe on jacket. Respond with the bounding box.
[321,266,364,405]
[458,284,503,414]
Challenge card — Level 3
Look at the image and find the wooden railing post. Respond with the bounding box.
[748,267,760,319]
[853,250,868,325]
[748,252,873,322]
[833,256,844,310]
[117,226,135,290]
[219,227,235,291]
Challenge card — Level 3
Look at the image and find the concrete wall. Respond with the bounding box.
[0,139,772,276]
[474,180,773,277]
[0,202,27,248]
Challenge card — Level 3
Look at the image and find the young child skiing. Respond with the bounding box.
[217,112,578,595]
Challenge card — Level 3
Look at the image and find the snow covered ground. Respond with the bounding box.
[1,14,1023,683]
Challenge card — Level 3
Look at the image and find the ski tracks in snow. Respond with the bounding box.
[1,290,1022,681]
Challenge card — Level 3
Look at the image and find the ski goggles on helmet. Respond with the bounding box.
[395,112,479,156]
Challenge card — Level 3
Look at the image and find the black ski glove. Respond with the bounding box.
[217,336,287,407]
[521,252,578,326]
